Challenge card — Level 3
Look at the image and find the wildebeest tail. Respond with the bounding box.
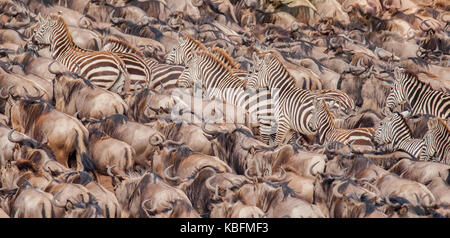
[74,130,95,175]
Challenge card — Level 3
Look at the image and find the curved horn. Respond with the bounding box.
[0,86,10,99]
[419,20,432,32]
[201,122,220,136]
[385,192,401,208]
[309,161,321,177]
[164,139,184,146]
[191,0,203,7]
[205,175,218,194]
[77,16,91,29]
[332,180,345,199]
[266,167,287,182]
[8,129,25,143]
[109,8,123,24]
[52,191,67,208]
[107,165,116,177]
[48,60,60,75]
[149,134,163,146]
[163,164,182,183]
[244,167,253,181]
[141,199,156,217]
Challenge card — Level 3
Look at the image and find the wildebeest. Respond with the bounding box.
[6,98,95,174]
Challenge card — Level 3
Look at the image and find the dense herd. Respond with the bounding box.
[0,0,449,218]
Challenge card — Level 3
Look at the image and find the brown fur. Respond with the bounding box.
[196,50,239,77]
[184,35,207,51]
[210,48,241,69]
[105,37,144,57]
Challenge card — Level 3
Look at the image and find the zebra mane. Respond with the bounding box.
[401,69,433,90]
[260,51,297,85]
[320,99,336,127]
[392,112,414,135]
[104,37,144,57]
[49,14,74,47]
[210,48,241,69]
[196,50,238,77]
[184,35,207,51]
[433,118,450,133]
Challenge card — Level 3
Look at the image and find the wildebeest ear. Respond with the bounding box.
[28,150,42,164]
[65,200,74,211]
[399,205,408,216]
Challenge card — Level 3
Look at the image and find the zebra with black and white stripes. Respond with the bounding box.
[247,52,356,145]
[383,67,450,119]
[309,98,375,147]
[421,118,450,164]
[373,111,425,158]
[165,35,207,65]
[102,37,152,93]
[101,37,186,91]
[185,50,276,143]
[30,14,129,96]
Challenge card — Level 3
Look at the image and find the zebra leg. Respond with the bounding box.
[275,122,291,145]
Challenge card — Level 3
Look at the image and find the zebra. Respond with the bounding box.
[421,117,450,164]
[165,35,207,65]
[102,37,152,93]
[373,111,425,158]
[309,98,375,147]
[184,50,276,143]
[247,52,356,145]
[31,14,129,96]
[383,67,450,119]
[101,37,185,91]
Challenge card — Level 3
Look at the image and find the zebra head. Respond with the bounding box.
[374,112,396,146]
[247,52,267,89]
[309,98,327,133]
[166,36,193,65]
[383,67,408,116]
[31,13,54,47]
[422,118,441,159]
[182,52,201,88]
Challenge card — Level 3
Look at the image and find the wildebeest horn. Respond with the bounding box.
[362,181,381,196]
[48,60,60,75]
[309,161,321,177]
[52,191,68,208]
[149,134,163,146]
[244,167,254,181]
[8,129,24,143]
[109,9,124,24]
[332,180,345,199]
[141,199,156,217]
[77,16,91,29]
[0,86,11,99]
[385,192,401,208]
[205,175,219,197]
[107,165,125,181]
[191,0,203,7]
[419,20,432,32]
[201,122,219,136]
[163,164,182,183]
[266,167,287,182]
[164,139,184,146]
